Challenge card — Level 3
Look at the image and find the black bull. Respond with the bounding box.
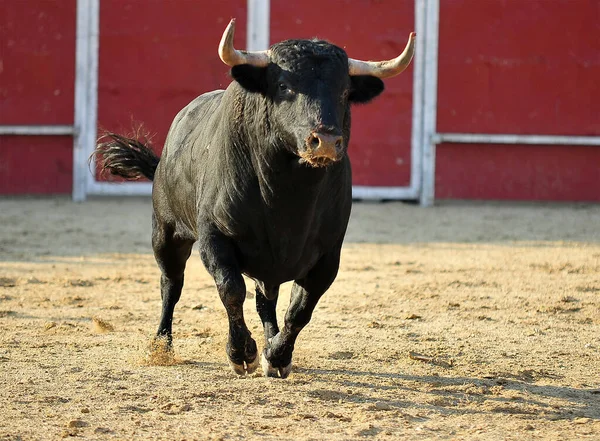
[94,20,415,378]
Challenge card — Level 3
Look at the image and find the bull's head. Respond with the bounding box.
[219,19,415,168]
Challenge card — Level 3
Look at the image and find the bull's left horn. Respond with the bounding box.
[218,19,270,67]
[348,32,416,78]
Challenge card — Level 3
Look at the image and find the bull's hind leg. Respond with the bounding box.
[199,230,258,375]
[153,218,194,346]
[262,248,341,378]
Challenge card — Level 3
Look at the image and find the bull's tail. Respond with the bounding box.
[93,132,160,181]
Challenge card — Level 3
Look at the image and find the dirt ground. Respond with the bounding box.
[1,197,599,440]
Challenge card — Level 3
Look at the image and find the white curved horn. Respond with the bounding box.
[218,19,270,67]
[348,32,416,78]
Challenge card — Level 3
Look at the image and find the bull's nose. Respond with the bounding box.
[307,132,343,159]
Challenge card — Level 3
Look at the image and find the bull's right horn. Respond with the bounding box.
[218,19,270,67]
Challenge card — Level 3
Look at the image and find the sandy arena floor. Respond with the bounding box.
[0,197,599,440]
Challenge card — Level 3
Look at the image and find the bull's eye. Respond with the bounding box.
[341,89,350,101]
[278,82,292,95]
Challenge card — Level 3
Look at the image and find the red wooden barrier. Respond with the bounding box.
[436,0,600,201]
[0,1,76,194]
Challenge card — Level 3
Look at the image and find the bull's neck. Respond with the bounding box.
[254,141,332,210]
[226,85,333,208]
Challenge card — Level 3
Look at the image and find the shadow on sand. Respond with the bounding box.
[293,366,600,421]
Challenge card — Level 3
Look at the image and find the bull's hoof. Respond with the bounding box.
[229,355,259,376]
[246,355,260,373]
[226,334,259,376]
[261,351,292,379]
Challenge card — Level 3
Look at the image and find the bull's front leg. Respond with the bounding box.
[262,248,341,378]
[255,282,280,344]
[199,231,258,375]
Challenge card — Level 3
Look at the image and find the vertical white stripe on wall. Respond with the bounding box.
[247,0,270,51]
[410,0,426,200]
[73,0,90,202]
[85,0,100,199]
[73,0,100,202]
[420,0,439,207]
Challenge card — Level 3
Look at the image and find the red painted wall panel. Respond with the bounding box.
[96,0,247,181]
[437,0,600,135]
[0,136,72,194]
[0,1,76,124]
[436,0,600,201]
[0,1,76,194]
[436,144,600,202]
[270,0,415,187]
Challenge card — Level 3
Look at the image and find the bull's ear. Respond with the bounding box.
[230,65,268,94]
[349,75,385,104]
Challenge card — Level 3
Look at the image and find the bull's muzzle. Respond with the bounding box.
[301,131,344,167]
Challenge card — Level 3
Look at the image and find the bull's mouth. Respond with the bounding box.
[298,154,337,168]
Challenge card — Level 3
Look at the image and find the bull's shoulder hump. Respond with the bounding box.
[163,90,225,154]
[173,89,225,125]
